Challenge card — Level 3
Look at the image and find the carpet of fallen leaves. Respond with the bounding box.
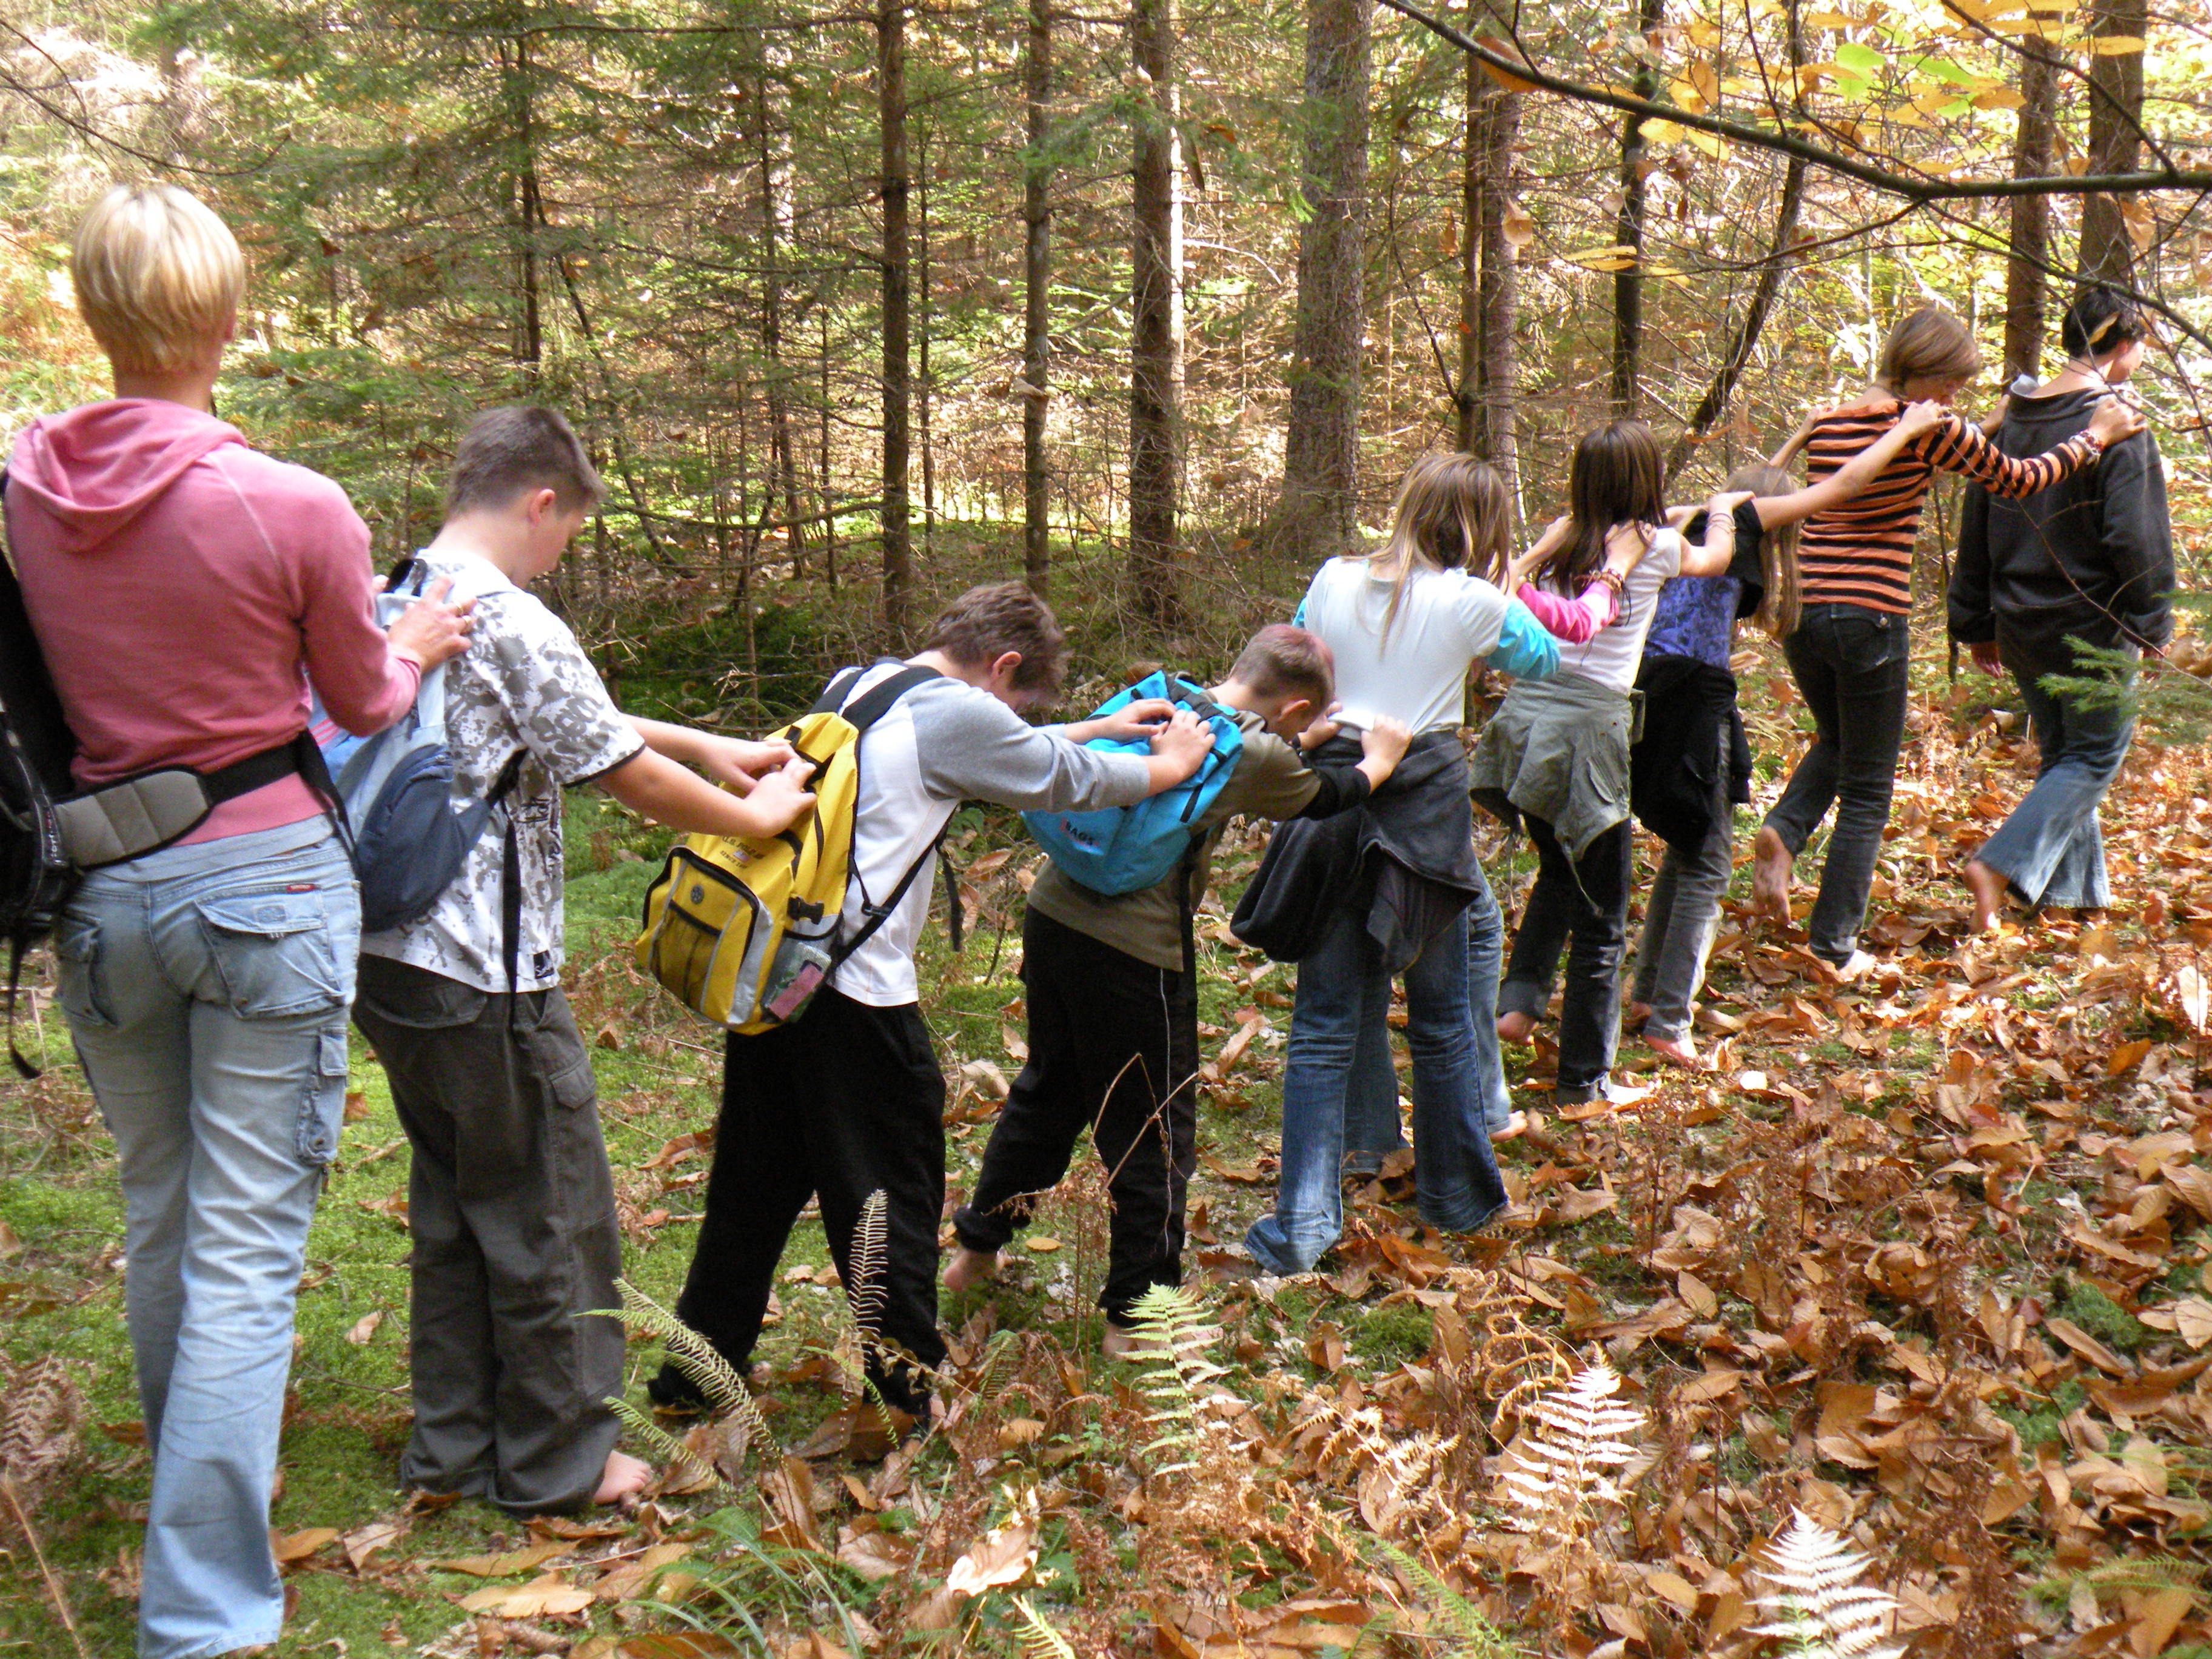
[13,654,2212,1659]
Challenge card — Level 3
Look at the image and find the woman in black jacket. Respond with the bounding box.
[1948,286,2176,932]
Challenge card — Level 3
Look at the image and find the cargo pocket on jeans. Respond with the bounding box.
[526,1014,597,1111]
[195,890,345,1017]
[51,914,116,1031]
[297,1022,350,1166]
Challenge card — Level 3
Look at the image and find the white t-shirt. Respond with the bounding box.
[1541,526,1683,694]
[1296,557,1511,735]
[830,665,1151,1007]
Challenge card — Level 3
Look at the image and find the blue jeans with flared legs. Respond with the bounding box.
[52,819,357,1659]
[1976,635,2137,910]
[1247,903,1506,1275]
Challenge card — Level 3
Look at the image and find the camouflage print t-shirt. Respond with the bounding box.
[360,550,644,994]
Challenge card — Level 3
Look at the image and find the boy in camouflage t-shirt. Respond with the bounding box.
[354,407,815,1512]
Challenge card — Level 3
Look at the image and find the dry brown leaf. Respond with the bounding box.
[270,1527,338,1565]
[345,1309,384,1346]
[340,1517,407,1574]
[943,1515,1039,1597]
[458,1573,595,1617]
[432,1540,570,1577]
[592,1541,689,1603]
[834,1524,912,1583]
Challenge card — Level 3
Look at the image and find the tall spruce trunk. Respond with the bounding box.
[1024,0,1053,595]
[1271,0,1373,563]
[2080,0,2148,282]
[1128,0,1183,623]
[2003,46,2059,381]
[1454,42,1482,454]
[509,37,544,380]
[757,53,805,574]
[1474,72,1520,496]
[1610,0,1666,415]
[878,0,913,643]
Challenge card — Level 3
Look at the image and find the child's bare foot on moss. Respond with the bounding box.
[942,1246,1003,1293]
[594,1450,652,1506]
[1489,1110,1532,1143]
[1495,1010,1536,1043]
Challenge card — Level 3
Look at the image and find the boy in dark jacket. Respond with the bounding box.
[944,626,1407,1356]
[1949,287,2174,931]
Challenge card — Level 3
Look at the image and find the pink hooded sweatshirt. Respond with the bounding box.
[4,399,419,843]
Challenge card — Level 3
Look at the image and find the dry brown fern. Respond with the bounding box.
[0,1356,87,1659]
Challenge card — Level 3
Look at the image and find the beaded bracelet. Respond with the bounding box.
[1590,568,1627,598]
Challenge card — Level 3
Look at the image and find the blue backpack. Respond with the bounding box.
[1024,672,1244,897]
[310,559,523,959]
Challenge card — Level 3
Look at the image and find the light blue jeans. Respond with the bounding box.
[1248,904,1506,1275]
[1977,636,2137,910]
[52,819,357,1659]
[1344,865,1513,1168]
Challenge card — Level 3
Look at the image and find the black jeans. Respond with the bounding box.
[655,988,949,1417]
[954,908,1197,1325]
[1498,815,1633,1103]
[353,956,625,1513]
[1763,603,1911,964]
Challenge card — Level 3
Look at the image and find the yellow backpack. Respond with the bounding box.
[635,663,942,1033]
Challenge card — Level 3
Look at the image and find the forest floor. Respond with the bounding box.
[0,626,2208,1658]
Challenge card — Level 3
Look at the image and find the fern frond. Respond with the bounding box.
[1750,1510,1906,1659]
[1011,1596,1079,1659]
[606,1397,729,1496]
[1370,1540,1521,1658]
[0,1358,79,1513]
[602,1280,778,1461]
[847,1188,890,1353]
[1495,1362,1645,1537]
[1126,1284,1224,1476]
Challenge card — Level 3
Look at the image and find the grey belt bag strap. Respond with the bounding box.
[53,736,322,870]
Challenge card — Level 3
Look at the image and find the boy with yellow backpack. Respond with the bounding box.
[643,581,1214,1426]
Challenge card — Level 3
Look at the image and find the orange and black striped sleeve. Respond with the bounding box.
[1918,411,2099,499]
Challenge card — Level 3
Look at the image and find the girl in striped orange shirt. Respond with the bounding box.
[1749,305,2141,977]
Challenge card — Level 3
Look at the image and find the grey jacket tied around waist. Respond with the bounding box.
[1470,673,1640,862]
[1230,729,1482,973]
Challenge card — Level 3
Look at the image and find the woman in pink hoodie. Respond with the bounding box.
[3,185,469,1659]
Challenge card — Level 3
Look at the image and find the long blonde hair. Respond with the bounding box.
[1725,463,1801,642]
[1359,453,1513,648]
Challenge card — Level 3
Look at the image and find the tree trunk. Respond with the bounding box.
[1661,153,1804,483]
[1610,0,1665,416]
[509,38,544,381]
[916,121,937,555]
[1024,0,1053,595]
[757,52,805,575]
[2080,0,2148,283]
[1474,71,1520,498]
[2002,47,2059,381]
[1271,0,1373,563]
[1454,39,1481,454]
[1128,0,1183,624]
[878,0,913,643]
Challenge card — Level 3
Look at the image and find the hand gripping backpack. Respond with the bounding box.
[309,558,524,974]
[1022,672,1244,896]
[635,662,942,1033]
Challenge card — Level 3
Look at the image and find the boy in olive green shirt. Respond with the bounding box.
[947,626,1406,1353]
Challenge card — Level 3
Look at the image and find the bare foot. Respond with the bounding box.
[1489,1110,1532,1143]
[1814,948,1880,985]
[1962,859,2008,934]
[1643,1031,1701,1069]
[1752,826,1794,923]
[1624,1002,1653,1033]
[1496,1010,1537,1043]
[594,1450,652,1506]
[942,1246,1003,1294]
[1101,1323,1165,1361]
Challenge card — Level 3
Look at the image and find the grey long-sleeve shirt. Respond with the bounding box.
[834,664,1153,1007]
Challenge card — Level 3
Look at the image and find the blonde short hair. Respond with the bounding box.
[70,184,246,375]
[1875,304,1982,394]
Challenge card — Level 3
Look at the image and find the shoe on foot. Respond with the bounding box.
[645,1364,711,1415]
[594,1450,652,1506]
[1752,826,1794,923]
[1496,1010,1537,1043]
[942,1245,1004,1294]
